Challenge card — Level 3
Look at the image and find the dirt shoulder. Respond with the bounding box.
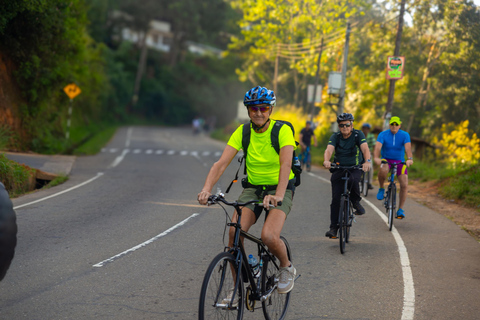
[407,180,480,241]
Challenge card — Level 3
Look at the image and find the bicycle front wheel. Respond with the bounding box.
[345,201,352,243]
[338,196,347,254]
[359,173,364,194]
[199,252,244,320]
[262,236,291,320]
[363,172,369,197]
[387,185,396,231]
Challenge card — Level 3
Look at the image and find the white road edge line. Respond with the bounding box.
[109,148,130,168]
[308,171,415,320]
[93,213,200,268]
[13,172,104,210]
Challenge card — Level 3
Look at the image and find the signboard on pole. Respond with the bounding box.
[307,85,322,104]
[386,56,405,80]
[327,72,342,95]
[63,83,81,99]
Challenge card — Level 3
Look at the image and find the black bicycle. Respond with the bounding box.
[331,164,363,254]
[198,193,294,320]
[382,161,406,231]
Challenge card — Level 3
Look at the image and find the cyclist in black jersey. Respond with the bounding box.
[323,113,371,238]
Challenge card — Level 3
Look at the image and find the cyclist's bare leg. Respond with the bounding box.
[377,163,389,188]
[228,207,257,247]
[397,174,408,209]
[261,209,290,268]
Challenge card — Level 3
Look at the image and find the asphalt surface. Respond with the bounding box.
[1,126,479,320]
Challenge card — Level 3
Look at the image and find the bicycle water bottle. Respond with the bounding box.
[293,156,301,167]
[248,254,259,276]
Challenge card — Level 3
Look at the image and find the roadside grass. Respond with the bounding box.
[438,166,480,209]
[73,126,118,155]
[46,174,69,188]
[0,153,36,197]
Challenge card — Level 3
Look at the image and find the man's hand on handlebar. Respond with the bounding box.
[263,194,282,209]
[362,161,371,172]
[197,189,212,205]
[323,160,332,169]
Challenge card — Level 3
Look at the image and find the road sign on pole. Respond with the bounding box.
[63,84,81,139]
[386,56,405,80]
[63,83,81,99]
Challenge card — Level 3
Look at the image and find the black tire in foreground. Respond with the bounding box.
[0,182,17,281]
[199,252,244,320]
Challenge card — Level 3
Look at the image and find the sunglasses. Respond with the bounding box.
[390,123,399,126]
[339,124,351,128]
[248,106,271,113]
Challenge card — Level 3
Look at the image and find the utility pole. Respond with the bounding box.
[309,37,324,121]
[337,22,351,116]
[384,0,406,127]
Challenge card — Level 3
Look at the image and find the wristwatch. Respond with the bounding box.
[408,157,413,160]
[367,159,372,162]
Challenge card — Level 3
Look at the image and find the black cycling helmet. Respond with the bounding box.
[337,113,354,123]
[244,86,276,107]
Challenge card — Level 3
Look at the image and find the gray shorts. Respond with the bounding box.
[237,188,294,221]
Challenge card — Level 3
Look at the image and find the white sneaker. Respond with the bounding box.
[277,264,296,294]
[221,288,238,307]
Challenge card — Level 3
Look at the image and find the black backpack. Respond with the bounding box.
[226,120,302,193]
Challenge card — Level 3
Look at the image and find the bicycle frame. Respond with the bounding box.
[222,201,281,306]
[383,161,405,231]
[331,164,362,253]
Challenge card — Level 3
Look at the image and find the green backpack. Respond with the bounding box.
[225,120,302,193]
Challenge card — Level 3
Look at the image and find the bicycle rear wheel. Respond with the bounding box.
[199,252,244,320]
[262,236,291,320]
[338,196,348,254]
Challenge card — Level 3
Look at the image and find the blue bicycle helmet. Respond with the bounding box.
[337,113,354,123]
[362,123,371,129]
[243,86,276,107]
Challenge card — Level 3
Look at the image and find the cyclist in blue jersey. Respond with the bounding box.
[373,116,414,219]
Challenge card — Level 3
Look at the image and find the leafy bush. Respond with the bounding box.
[0,153,35,196]
[433,120,480,169]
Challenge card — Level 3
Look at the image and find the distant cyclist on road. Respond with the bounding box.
[373,116,414,219]
[299,120,318,172]
[323,113,371,238]
[361,123,376,190]
[197,86,297,294]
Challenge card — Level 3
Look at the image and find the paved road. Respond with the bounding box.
[2,126,479,319]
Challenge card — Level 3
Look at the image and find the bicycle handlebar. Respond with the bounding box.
[380,160,407,165]
[330,163,363,170]
[207,193,282,208]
